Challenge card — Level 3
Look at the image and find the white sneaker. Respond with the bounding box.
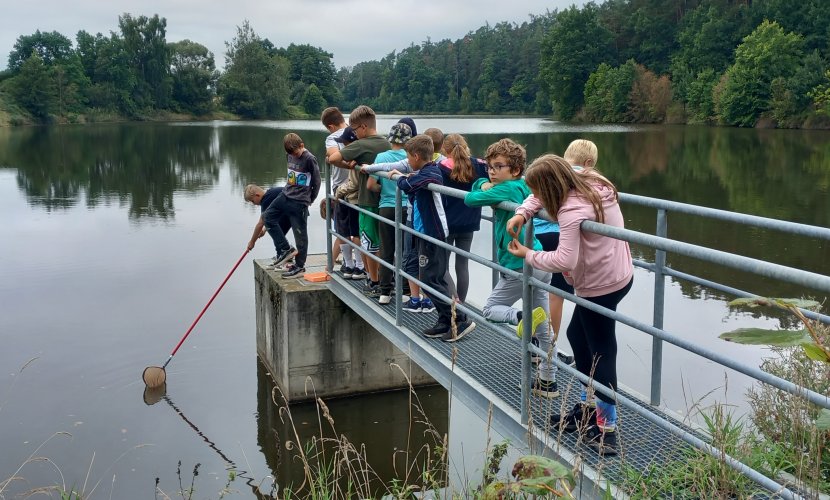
[379,294,392,304]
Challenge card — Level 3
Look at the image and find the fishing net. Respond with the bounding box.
[143,366,167,388]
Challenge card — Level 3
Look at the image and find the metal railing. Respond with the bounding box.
[321,164,830,498]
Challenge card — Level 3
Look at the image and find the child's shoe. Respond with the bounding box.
[551,403,596,433]
[402,297,422,313]
[517,306,547,339]
[273,247,298,268]
[281,265,305,279]
[442,319,475,342]
[420,298,436,313]
[586,426,618,456]
[422,322,449,338]
[378,293,392,304]
[531,378,559,399]
[350,268,367,280]
[340,266,354,279]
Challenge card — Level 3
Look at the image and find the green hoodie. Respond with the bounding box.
[464,177,542,271]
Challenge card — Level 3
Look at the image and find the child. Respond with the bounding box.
[506,154,633,456]
[243,184,293,267]
[329,125,367,280]
[328,105,390,295]
[364,122,412,304]
[394,134,475,342]
[247,133,321,278]
[464,139,557,398]
[438,133,489,303]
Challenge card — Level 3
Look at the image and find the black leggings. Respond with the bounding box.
[443,232,474,302]
[567,278,633,404]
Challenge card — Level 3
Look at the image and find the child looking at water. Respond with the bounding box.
[394,135,475,341]
[506,154,633,456]
[247,133,321,278]
[464,139,557,398]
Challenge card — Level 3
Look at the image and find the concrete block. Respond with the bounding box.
[254,257,435,402]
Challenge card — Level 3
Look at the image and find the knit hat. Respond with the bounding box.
[397,117,417,136]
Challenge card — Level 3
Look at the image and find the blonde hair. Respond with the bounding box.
[563,139,598,168]
[524,154,617,224]
[284,133,303,153]
[423,128,444,153]
[349,105,376,129]
[484,138,526,176]
[443,133,474,182]
[404,134,434,161]
[244,184,264,202]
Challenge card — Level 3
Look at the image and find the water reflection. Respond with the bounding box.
[254,360,448,496]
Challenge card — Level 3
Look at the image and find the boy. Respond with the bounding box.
[328,105,390,295]
[244,185,293,268]
[464,138,557,397]
[331,126,367,280]
[394,134,475,342]
[247,133,320,278]
[364,122,412,304]
[322,108,366,280]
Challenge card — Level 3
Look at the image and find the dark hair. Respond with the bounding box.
[404,135,434,161]
[485,139,526,176]
[321,107,345,127]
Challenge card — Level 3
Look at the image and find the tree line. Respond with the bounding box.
[3,1,830,127]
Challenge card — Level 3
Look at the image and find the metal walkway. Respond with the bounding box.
[306,257,698,496]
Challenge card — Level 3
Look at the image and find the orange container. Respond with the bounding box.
[303,271,330,282]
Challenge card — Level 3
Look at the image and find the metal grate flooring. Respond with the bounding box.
[325,266,706,489]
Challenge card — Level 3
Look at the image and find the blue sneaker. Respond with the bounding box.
[420,298,436,313]
[402,297,422,313]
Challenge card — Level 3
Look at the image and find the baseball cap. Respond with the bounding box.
[333,126,358,144]
[387,123,412,144]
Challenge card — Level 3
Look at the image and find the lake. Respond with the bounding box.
[1,117,828,498]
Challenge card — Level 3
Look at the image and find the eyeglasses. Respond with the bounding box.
[487,163,509,173]
[351,123,365,131]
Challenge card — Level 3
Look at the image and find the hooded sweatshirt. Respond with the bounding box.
[515,186,632,297]
[397,162,448,240]
[464,177,542,271]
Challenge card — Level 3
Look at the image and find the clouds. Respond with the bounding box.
[1,0,579,71]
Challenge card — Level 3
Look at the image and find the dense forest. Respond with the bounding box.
[2,0,830,128]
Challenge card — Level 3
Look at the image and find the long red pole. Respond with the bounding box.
[161,249,250,369]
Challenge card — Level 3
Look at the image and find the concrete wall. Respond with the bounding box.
[254,259,434,402]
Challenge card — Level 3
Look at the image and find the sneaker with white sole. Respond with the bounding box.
[531,378,559,399]
[281,266,305,278]
[442,319,475,342]
[350,268,367,280]
[517,306,547,339]
[402,298,422,313]
[272,247,298,268]
[378,294,392,304]
[420,298,436,313]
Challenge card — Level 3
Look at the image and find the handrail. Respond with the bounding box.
[322,165,828,498]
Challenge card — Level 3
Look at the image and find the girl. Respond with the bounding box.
[438,133,489,302]
[506,154,633,456]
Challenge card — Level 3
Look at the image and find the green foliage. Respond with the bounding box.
[218,21,290,119]
[541,4,614,120]
[719,327,811,347]
[717,20,804,127]
[118,14,172,110]
[169,40,218,115]
[482,455,575,498]
[817,409,830,431]
[7,53,56,120]
[277,43,338,106]
[583,60,636,122]
[7,30,75,72]
[301,83,326,116]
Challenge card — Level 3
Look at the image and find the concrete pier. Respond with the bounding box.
[254,254,434,403]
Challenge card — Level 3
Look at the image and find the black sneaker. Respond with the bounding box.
[281,266,305,278]
[350,268,367,280]
[442,319,475,342]
[362,283,381,298]
[340,266,353,279]
[531,378,559,399]
[273,247,298,267]
[586,426,618,456]
[557,350,575,366]
[422,322,450,338]
[551,403,596,433]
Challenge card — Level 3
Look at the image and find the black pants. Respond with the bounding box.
[419,239,466,325]
[567,277,633,404]
[263,194,309,268]
[378,207,396,294]
[444,232,474,302]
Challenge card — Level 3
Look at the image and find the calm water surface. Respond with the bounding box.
[1,117,828,497]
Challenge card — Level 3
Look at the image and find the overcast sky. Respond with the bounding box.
[0,0,585,72]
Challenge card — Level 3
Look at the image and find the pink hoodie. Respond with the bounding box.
[516,185,633,298]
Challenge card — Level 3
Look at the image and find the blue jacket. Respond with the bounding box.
[397,163,449,240]
[438,157,489,234]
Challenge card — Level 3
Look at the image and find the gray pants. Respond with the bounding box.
[483,268,556,382]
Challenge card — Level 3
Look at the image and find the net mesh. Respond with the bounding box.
[142,366,166,388]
